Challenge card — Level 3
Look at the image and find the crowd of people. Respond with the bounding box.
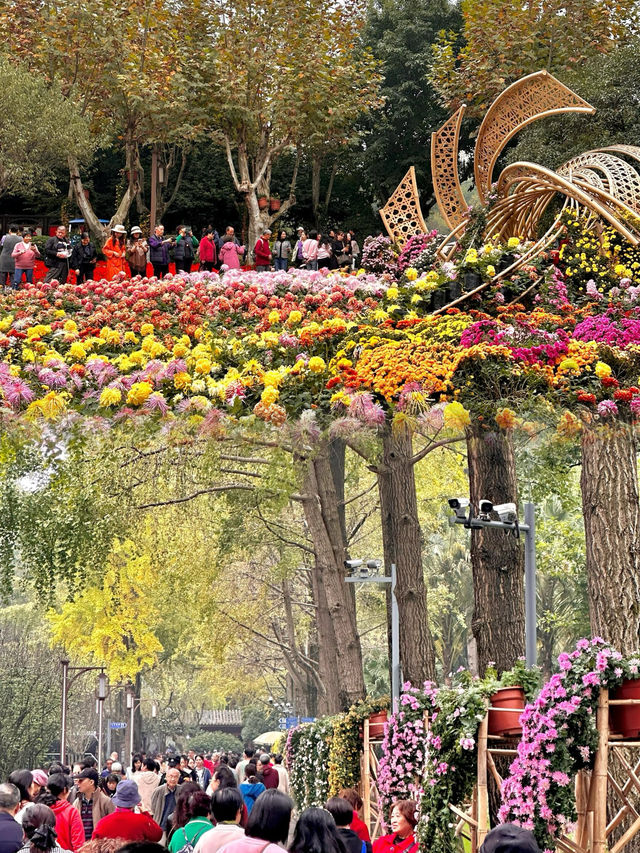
[0,746,425,853]
[0,748,544,853]
[0,222,361,288]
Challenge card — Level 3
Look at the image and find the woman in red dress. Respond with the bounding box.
[103,225,128,280]
[372,800,418,853]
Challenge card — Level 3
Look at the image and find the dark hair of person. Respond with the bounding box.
[34,789,56,807]
[8,769,33,803]
[195,754,204,762]
[8,224,19,233]
[144,758,157,772]
[228,756,238,770]
[244,747,255,758]
[289,806,346,853]
[81,758,97,769]
[218,755,229,766]
[391,799,418,829]
[171,782,200,829]
[213,766,237,789]
[22,804,58,852]
[308,230,318,240]
[132,755,142,768]
[211,788,243,823]
[246,789,293,845]
[338,789,362,811]
[274,754,283,765]
[46,773,69,798]
[244,763,258,783]
[325,797,354,828]
[186,790,211,821]
[100,773,120,794]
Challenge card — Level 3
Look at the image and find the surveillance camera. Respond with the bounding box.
[494,502,517,523]
[448,498,469,509]
[478,499,493,515]
[366,559,382,570]
[344,559,364,569]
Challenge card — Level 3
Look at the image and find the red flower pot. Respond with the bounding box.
[258,196,269,210]
[269,198,282,212]
[368,710,388,739]
[610,678,640,738]
[488,686,526,737]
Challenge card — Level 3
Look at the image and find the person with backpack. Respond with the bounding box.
[325,798,371,853]
[168,791,212,853]
[174,227,199,274]
[193,790,244,853]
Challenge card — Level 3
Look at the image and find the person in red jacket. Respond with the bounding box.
[338,789,370,843]
[256,754,279,790]
[92,780,162,843]
[47,774,85,852]
[199,231,217,272]
[253,229,272,271]
[371,800,417,853]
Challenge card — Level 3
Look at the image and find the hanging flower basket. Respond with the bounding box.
[488,686,526,736]
[610,678,640,738]
[258,196,269,210]
[368,709,388,738]
[269,198,282,212]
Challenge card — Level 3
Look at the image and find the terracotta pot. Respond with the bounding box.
[368,710,388,739]
[488,686,526,736]
[269,198,282,212]
[258,196,269,210]
[610,678,640,738]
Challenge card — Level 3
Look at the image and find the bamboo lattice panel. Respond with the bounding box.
[559,151,640,214]
[431,106,468,230]
[379,167,428,247]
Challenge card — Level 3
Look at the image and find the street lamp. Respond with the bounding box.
[447,498,537,667]
[60,660,107,766]
[126,688,157,771]
[345,559,400,711]
[96,672,108,771]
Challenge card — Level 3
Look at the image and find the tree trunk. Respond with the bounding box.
[300,441,365,711]
[311,155,322,228]
[467,424,525,675]
[377,422,436,686]
[581,423,640,652]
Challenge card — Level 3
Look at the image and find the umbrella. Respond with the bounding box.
[254,730,283,746]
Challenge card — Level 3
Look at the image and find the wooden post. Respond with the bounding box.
[477,704,489,847]
[363,717,371,832]
[592,688,609,853]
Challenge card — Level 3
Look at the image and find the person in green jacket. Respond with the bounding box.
[168,790,213,853]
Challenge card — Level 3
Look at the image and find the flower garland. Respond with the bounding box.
[500,638,637,853]
[327,697,389,796]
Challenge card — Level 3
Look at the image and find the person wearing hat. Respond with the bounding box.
[253,229,272,272]
[479,824,541,853]
[102,225,128,280]
[73,769,115,841]
[92,780,162,843]
[70,232,97,283]
[127,227,149,278]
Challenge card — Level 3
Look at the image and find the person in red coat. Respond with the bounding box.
[253,230,272,271]
[338,789,370,843]
[199,231,217,272]
[48,773,85,852]
[372,800,417,853]
[92,780,162,842]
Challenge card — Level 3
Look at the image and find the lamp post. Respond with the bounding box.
[448,499,537,667]
[96,672,108,771]
[345,560,400,711]
[126,689,157,771]
[60,660,107,766]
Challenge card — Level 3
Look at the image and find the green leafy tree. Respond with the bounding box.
[431,0,637,116]
[0,59,93,199]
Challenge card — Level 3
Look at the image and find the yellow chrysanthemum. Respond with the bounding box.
[69,342,87,362]
[261,386,279,405]
[99,388,123,407]
[140,323,154,336]
[443,401,471,430]
[507,237,520,249]
[386,286,399,300]
[173,343,189,358]
[595,361,612,379]
[269,309,280,325]
[405,268,418,282]
[308,356,326,373]
[195,358,212,375]
[287,310,302,326]
[126,381,154,406]
[174,372,191,390]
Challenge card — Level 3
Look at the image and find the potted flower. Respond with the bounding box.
[486,658,540,737]
[269,196,282,212]
[258,196,269,210]
[610,676,640,737]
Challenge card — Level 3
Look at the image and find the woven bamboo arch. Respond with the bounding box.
[473,70,595,204]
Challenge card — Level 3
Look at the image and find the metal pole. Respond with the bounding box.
[391,563,400,712]
[524,502,537,668]
[97,699,104,772]
[129,697,135,772]
[150,146,158,234]
[60,659,69,765]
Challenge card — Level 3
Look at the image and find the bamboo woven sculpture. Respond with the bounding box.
[380,69,640,267]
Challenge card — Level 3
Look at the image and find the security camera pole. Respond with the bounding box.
[448,500,537,668]
[345,560,400,711]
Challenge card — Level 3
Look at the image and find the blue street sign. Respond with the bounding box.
[110,722,127,729]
